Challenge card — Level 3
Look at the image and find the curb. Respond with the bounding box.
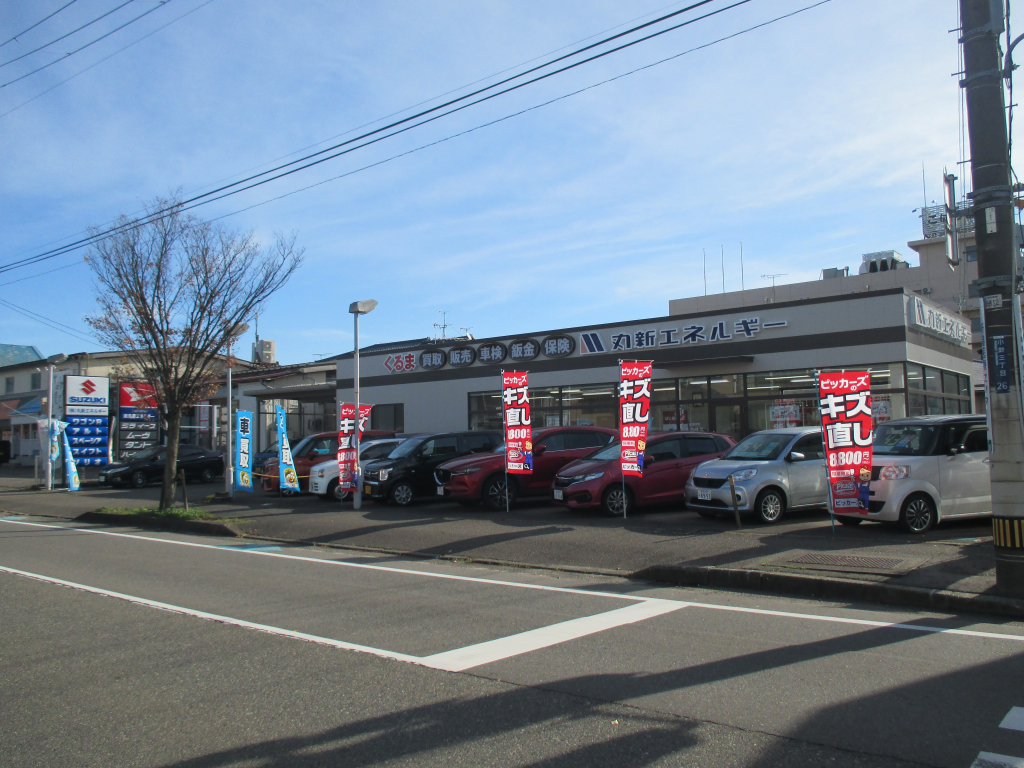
[77,511,243,538]
[632,564,1024,620]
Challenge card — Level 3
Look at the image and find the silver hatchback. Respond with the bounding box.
[684,427,828,523]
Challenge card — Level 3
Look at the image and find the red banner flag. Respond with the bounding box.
[818,371,873,514]
[619,361,652,476]
[338,404,373,491]
[501,371,533,473]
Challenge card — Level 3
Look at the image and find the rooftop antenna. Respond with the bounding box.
[434,310,451,341]
[762,273,787,304]
[460,326,474,340]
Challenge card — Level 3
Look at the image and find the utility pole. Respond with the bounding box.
[960,0,1024,596]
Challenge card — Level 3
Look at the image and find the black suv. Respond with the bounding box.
[362,431,503,505]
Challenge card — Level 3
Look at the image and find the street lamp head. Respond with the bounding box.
[229,322,250,338]
[46,353,67,364]
[349,300,378,315]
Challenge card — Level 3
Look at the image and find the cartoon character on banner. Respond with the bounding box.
[61,427,80,491]
[275,405,300,492]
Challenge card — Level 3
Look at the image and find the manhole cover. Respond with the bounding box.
[788,553,906,570]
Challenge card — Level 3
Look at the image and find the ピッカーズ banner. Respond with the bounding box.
[235,410,253,493]
[501,372,532,473]
[619,362,652,476]
[818,371,873,513]
[61,426,80,491]
[275,405,300,492]
[338,404,373,491]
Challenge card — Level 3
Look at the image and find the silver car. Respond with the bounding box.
[684,427,828,523]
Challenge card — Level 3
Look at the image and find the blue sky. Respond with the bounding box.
[0,0,991,364]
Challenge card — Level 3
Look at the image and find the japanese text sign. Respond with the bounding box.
[275,405,300,492]
[619,362,652,476]
[501,372,532,474]
[235,410,253,493]
[818,372,873,514]
[61,426,80,492]
[338,403,373,491]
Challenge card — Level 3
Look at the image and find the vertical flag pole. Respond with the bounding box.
[501,369,508,514]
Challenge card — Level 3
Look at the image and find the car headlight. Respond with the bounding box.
[731,468,757,482]
[451,467,482,475]
[316,468,325,478]
[379,468,390,481]
[568,472,603,484]
[880,465,910,480]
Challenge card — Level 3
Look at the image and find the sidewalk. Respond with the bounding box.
[0,464,1011,617]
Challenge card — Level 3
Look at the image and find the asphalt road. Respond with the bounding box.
[2,515,1023,767]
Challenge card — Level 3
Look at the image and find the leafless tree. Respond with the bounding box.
[86,198,303,510]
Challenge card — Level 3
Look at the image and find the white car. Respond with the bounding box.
[835,415,990,533]
[309,439,404,501]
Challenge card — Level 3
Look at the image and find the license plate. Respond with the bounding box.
[553,489,564,500]
[364,485,372,495]
[436,486,445,496]
[697,489,712,501]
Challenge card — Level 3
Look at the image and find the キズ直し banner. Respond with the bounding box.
[275,405,300,492]
[619,362,652,476]
[235,410,253,492]
[338,404,373,491]
[818,371,873,513]
[501,372,532,473]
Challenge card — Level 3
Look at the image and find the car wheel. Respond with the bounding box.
[601,485,633,517]
[200,467,215,483]
[389,481,415,506]
[483,476,516,512]
[899,494,936,534]
[130,471,148,489]
[754,488,785,524]
[837,516,863,527]
[320,480,340,501]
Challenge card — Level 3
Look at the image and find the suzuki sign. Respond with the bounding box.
[65,376,110,416]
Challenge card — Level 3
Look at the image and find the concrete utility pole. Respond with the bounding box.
[960,0,1024,595]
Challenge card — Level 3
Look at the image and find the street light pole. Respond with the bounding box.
[349,300,378,511]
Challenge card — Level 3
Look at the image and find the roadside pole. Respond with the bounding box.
[349,301,377,511]
[45,361,53,491]
[225,339,233,500]
[961,0,1024,595]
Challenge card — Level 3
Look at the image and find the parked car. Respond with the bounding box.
[553,431,735,516]
[435,426,617,511]
[309,438,406,501]
[837,415,990,533]
[684,428,827,523]
[362,431,503,505]
[262,429,398,493]
[99,444,224,488]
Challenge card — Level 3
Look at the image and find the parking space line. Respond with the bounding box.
[421,600,684,672]
[971,752,1024,767]
[1000,708,1024,732]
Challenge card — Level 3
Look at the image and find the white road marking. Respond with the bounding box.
[3,518,1024,644]
[0,564,673,672]
[1000,707,1024,732]
[421,600,683,672]
[972,752,1024,767]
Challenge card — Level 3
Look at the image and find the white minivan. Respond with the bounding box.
[835,415,991,533]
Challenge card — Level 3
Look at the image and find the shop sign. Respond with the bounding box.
[542,335,575,358]
[235,410,253,492]
[65,375,110,416]
[276,405,300,491]
[384,353,417,373]
[619,362,652,476]
[818,371,873,514]
[992,336,1011,393]
[338,403,373,491]
[501,372,532,474]
[448,346,476,367]
[508,339,539,362]
[420,349,446,370]
[478,342,507,364]
[118,382,159,461]
[910,297,970,346]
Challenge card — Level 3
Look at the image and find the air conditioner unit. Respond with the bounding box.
[253,339,276,365]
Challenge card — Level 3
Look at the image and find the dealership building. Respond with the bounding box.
[328,287,974,442]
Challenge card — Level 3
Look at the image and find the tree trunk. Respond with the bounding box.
[159,408,182,511]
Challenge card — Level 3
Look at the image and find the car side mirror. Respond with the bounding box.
[646,454,657,464]
[949,445,962,456]
[535,444,547,456]
[787,451,805,462]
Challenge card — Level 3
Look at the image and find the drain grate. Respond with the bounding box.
[787,553,905,570]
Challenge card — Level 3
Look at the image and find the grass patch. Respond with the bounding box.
[96,506,223,521]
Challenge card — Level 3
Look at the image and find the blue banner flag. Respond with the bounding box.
[235,410,254,493]
[275,405,300,492]
[61,428,80,491]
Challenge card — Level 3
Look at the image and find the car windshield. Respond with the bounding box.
[587,442,622,462]
[493,444,506,453]
[873,423,940,456]
[723,432,793,461]
[288,436,312,455]
[388,437,425,459]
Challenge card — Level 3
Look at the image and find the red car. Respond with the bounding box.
[552,431,735,516]
[262,429,395,493]
[435,426,617,511]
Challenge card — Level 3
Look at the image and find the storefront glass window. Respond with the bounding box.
[873,393,905,425]
[563,384,616,428]
[714,404,742,440]
[959,374,971,397]
[651,379,678,402]
[710,375,743,398]
[679,376,708,401]
[942,371,959,395]
[746,369,817,398]
[925,368,942,393]
[869,363,903,389]
[907,364,924,391]
[909,392,926,417]
[531,387,561,410]
[747,398,820,432]
[927,395,943,414]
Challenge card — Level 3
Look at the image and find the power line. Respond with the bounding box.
[1,0,173,89]
[0,261,81,288]
[0,0,743,273]
[0,297,99,346]
[1,0,82,49]
[0,0,136,68]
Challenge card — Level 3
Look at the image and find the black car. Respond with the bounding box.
[362,430,503,506]
[99,445,224,488]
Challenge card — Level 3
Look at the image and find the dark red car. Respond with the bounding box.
[435,426,617,511]
[552,431,735,516]
[262,429,395,493]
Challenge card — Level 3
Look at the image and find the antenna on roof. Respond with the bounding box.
[434,310,451,341]
[460,326,474,340]
[761,273,787,304]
